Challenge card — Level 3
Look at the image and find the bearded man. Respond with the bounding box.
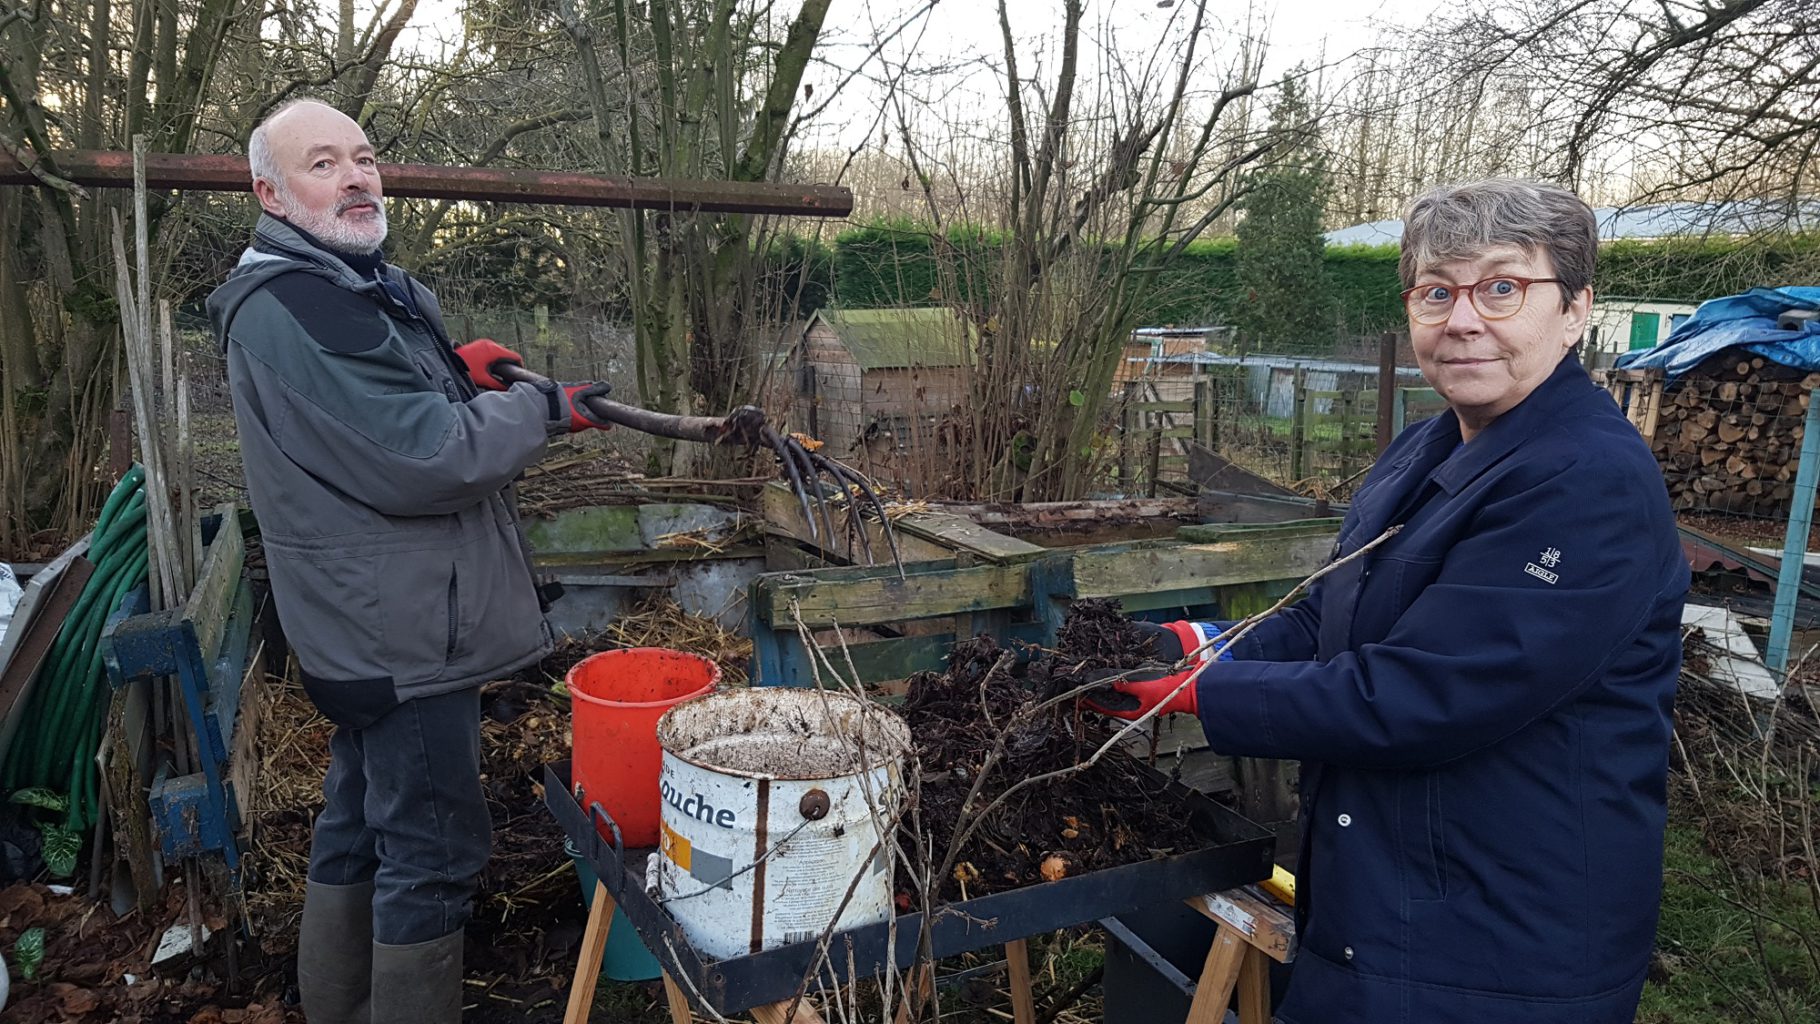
[207,99,611,1022]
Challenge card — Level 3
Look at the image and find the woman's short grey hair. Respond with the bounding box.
[1398,179,1598,307]
[247,98,330,195]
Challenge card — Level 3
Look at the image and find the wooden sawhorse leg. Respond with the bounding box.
[1183,878,1297,1024]
[565,880,616,1024]
[889,941,1035,1024]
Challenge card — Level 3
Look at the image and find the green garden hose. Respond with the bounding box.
[2,467,150,844]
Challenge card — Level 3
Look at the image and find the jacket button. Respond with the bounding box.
[1337,813,1352,827]
[1344,946,1355,960]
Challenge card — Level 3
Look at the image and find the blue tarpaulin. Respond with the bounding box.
[1614,287,1820,380]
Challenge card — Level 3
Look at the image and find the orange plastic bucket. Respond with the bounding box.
[567,647,720,849]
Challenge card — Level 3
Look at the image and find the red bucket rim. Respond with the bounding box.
[565,646,721,709]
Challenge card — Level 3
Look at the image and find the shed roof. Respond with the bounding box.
[807,307,975,370]
[1325,197,1820,247]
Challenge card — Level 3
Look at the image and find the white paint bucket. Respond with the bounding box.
[654,688,911,960]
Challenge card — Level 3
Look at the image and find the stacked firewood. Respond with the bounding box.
[1651,353,1820,515]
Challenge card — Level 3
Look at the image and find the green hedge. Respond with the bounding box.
[767,221,1820,331]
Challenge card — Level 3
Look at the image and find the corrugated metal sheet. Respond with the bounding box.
[1325,198,1820,248]
[807,307,975,370]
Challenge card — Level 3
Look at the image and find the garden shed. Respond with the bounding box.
[793,307,975,465]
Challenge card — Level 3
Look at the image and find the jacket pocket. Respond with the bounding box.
[374,546,459,684]
[445,568,460,662]
[1401,772,1448,902]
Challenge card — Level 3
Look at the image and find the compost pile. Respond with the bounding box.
[901,600,1206,902]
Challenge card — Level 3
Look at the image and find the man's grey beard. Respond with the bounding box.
[277,188,388,252]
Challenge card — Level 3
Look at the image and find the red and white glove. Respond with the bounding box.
[562,382,614,433]
[1082,664,1201,720]
[455,338,524,391]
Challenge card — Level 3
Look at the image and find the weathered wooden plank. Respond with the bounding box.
[757,561,1032,628]
[1135,400,1197,413]
[226,642,267,831]
[0,556,94,728]
[1071,530,1336,600]
[760,482,953,564]
[1174,520,1343,544]
[183,504,244,667]
[894,512,1048,565]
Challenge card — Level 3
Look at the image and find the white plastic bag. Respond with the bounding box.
[0,563,21,645]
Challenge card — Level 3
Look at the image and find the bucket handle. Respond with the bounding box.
[585,799,627,891]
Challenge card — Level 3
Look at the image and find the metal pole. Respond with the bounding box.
[1,150,855,217]
[1766,388,1820,677]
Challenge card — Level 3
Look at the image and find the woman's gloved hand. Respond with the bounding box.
[1082,664,1201,720]
[1134,619,1235,664]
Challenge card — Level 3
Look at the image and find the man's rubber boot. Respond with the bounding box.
[297,880,374,1023]
[370,929,465,1023]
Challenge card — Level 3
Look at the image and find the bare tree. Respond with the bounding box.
[884,0,1274,500]
[1436,0,1819,213]
[555,0,835,473]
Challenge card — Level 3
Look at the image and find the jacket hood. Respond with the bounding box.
[205,214,386,350]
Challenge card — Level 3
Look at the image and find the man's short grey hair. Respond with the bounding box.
[247,98,332,194]
[1398,179,1598,307]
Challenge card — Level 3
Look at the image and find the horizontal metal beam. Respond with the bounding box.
[0,150,853,218]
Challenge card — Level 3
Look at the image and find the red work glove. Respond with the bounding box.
[1082,664,1201,721]
[455,338,523,391]
[562,382,614,433]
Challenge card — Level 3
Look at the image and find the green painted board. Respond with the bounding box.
[1071,529,1336,600]
[757,561,1032,628]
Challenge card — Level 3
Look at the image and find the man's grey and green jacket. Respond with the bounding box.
[206,215,566,725]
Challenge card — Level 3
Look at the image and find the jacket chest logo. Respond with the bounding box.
[1525,547,1562,584]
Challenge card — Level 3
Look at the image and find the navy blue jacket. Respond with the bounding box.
[1195,357,1688,1024]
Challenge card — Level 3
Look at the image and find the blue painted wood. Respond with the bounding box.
[102,518,254,883]
[748,577,786,687]
[1767,392,1820,677]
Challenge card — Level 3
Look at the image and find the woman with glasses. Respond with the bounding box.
[1091,179,1689,1024]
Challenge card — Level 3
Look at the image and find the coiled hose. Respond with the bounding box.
[1,466,150,838]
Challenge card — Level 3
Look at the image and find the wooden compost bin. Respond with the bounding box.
[754,482,1339,853]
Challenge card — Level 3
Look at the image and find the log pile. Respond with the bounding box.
[1651,353,1820,515]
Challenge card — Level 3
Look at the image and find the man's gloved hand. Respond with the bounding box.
[1081,664,1200,720]
[562,382,614,432]
[455,338,524,391]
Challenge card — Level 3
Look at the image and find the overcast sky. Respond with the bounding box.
[394,0,1441,151]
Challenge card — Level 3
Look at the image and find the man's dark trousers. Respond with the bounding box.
[309,686,491,941]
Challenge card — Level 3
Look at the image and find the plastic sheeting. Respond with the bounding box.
[1614,286,1820,380]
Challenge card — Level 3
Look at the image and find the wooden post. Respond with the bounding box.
[1338,388,1356,479]
[1146,429,1163,498]
[109,408,132,478]
[1376,331,1397,453]
[1194,377,1215,449]
[1119,381,1140,494]
[1289,368,1308,481]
